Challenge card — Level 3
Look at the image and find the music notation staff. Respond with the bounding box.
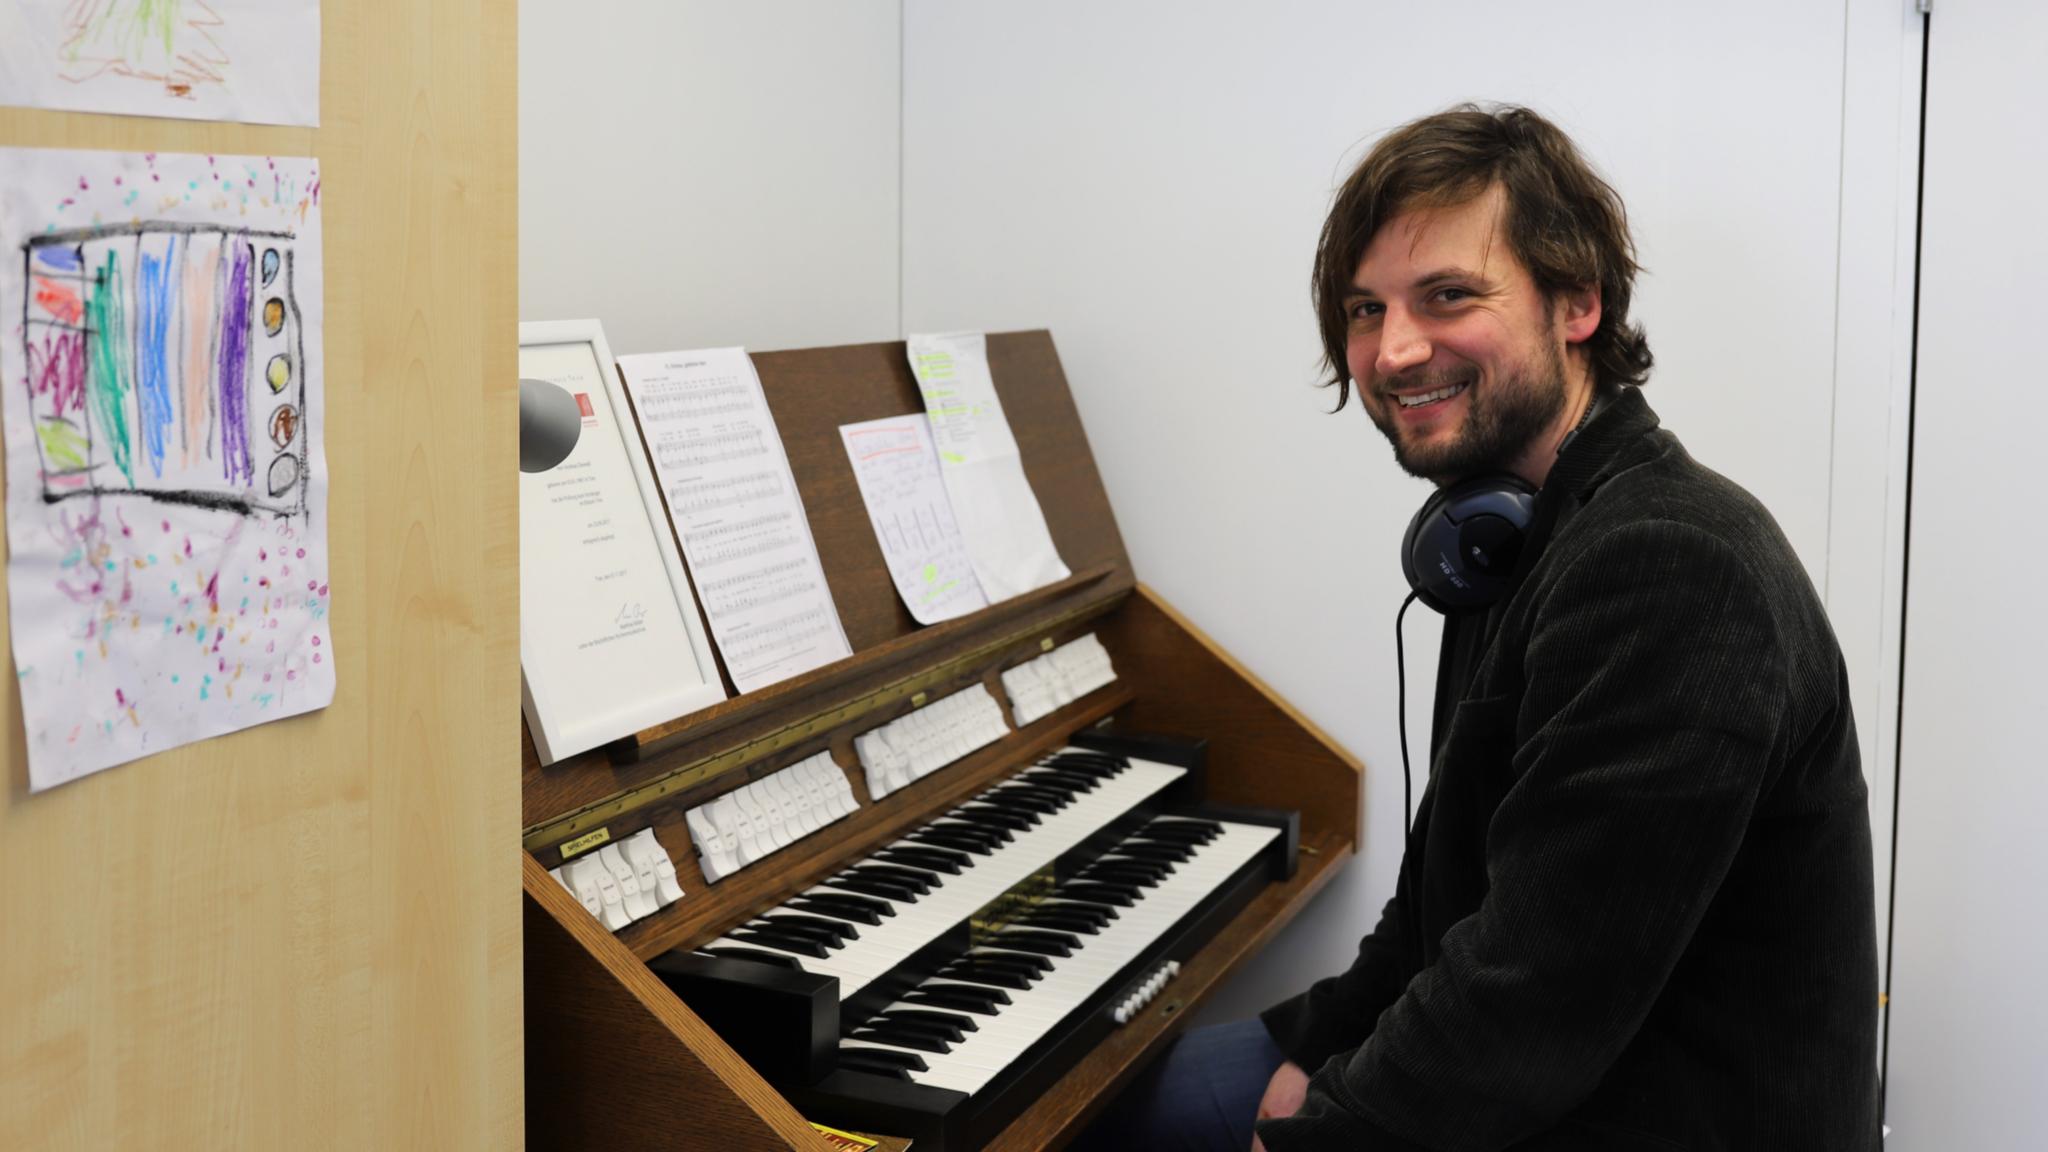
[669,470,784,517]
[706,578,821,622]
[655,426,770,471]
[721,606,837,667]
[617,347,852,692]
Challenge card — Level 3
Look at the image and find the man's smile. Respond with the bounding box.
[1393,382,1469,410]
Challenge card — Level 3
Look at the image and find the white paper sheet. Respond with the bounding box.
[839,413,987,625]
[906,331,1070,601]
[616,348,851,692]
[0,1,320,127]
[1,148,331,790]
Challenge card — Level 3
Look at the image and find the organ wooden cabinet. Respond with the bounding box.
[522,331,1360,1150]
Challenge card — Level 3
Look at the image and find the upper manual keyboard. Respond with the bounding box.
[702,747,1184,999]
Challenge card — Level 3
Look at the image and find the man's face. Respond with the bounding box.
[1344,185,1585,484]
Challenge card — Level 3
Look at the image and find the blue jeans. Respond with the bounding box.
[1070,1017,1289,1152]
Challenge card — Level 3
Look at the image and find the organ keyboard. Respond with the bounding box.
[521,333,1359,1151]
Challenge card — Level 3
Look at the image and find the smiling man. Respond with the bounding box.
[1078,105,1882,1152]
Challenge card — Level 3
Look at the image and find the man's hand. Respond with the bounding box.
[1250,1059,1310,1151]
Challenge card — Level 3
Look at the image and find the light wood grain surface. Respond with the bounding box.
[0,1,522,1148]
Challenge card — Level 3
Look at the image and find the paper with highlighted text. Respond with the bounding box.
[839,412,987,625]
[906,331,1070,601]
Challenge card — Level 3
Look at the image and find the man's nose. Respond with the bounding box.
[1375,308,1431,378]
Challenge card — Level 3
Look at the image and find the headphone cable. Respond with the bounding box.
[1395,589,1421,833]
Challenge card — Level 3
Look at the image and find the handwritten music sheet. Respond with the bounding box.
[616,348,851,692]
[906,332,1070,601]
[839,414,987,625]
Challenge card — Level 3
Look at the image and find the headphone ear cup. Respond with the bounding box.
[1400,486,1458,613]
[1402,475,1537,613]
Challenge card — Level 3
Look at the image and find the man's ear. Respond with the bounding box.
[1557,284,1602,346]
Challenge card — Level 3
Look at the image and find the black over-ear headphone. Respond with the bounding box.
[1400,474,1538,614]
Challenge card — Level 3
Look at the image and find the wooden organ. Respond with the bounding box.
[521,331,1360,1150]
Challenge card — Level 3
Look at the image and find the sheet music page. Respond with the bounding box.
[839,414,988,625]
[906,332,1071,601]
[617,348,852,692]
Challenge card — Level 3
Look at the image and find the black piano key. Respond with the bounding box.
[698,946,802,970]
[1145,820,1222,844]
[882,1008,979,1033]
[837,1057,913,1081]
[1089,858,1171,881]
[839,1045,930,1073]
[785,897,883,926]
[990,931,1073,958]
[908,828,996,855]
[1043,752,1128,775]
[1114,841,1195,863]
[1019,911,1102,935]
[1043,897,1119,920]
[938,964,1034,990]
[993,784,1073,808]
[1023,768,1101,792]
[796,891,896,920]
[839,1050,926,1076]
[1060,882,1138,908]
[934,817,1014,845]
[745,920,847,949]
[887,843,972,867]
[824,876,921,903]
[849,1027,952,1055]
[874,848,962,875]
[1080,865,1164,888]
[947,807,1035,834]
[874,1014,966,1043]
[952,804,1038,830]
[905,985,1010,1013]
[975,790,1060,816]
[917,823,1002,849]
[758,913,858,941]
[727,930,830,959]
[848,864,935,893]
[970,949,1054,974]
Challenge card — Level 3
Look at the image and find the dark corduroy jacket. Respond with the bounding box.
[1258,389,1882,1151]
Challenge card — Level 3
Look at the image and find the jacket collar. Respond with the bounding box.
[1500,386,1661,593]
[1543,384,1660,502]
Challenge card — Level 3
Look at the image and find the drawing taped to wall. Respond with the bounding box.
[0,0,320,126]
[2,148,331,791]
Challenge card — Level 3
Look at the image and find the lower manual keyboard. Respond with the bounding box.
[834,816,1279,1096]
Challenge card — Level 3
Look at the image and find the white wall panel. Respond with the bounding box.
[520,0,901,356]
[1886,2,2048,1145]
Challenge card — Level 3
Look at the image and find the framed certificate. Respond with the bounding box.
[518,320,727,764]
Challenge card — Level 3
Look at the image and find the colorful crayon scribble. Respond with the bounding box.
[3,148,329,791]
[23,223,307,514]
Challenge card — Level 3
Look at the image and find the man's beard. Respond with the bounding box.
[1367,340,1569,483]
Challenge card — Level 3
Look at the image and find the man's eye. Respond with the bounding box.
[1435,287,1471,303]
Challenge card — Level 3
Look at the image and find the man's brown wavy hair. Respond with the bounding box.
[1314,104,1653,407]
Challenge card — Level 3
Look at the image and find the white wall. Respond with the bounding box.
[1885,2,2048,1146]
[519,0,902,356]
[902,0,1913,1030]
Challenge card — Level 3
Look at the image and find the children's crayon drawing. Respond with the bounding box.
[2,148,330,791]
[0,0,320,127]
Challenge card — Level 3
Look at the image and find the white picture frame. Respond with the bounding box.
[518,319,726,763]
